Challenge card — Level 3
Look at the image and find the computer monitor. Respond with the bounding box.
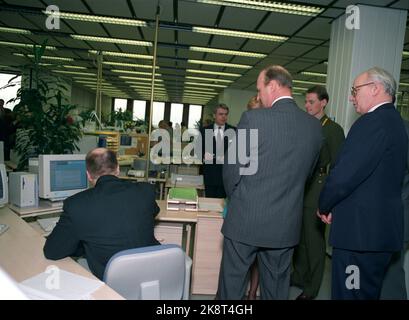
[39,154,88,202]
[0,141,4,164]
[0,164,8,207]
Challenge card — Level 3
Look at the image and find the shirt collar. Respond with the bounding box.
[271,96,293,107]
[368,101,390,113]
[214,124,225,130]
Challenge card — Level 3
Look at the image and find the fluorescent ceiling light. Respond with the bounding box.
[119,76,163,82]
[195,0,324,16]
[0,41,56,50]
[403,51,409,57]
[188,59,251,69]
[400,83,409,87]
[0,26,31,35]
[43,10,147,27]
[112,69,161,76]
[53,70,96,76]
[63,65,87,69]
[190,46,266,58]
[184,86,216,92]
[71,35,152,47]
[301,71,327,77]
[13,53,74,62]
[88,50,152,60]
[103,61,158,69]
[292,87,308,91]
[293,79,325,86]
[186,69,240,77]
[185,76,233,83]
[193,26,288,42]
[185,81,227,88]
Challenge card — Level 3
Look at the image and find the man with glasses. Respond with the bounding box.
[317,67,408,299]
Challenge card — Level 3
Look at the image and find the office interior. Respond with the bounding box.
[1,0,409,300]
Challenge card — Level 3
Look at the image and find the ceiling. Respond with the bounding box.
[0,0,408,106]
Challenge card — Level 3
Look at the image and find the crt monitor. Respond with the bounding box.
[39,154,87,201]
[0,164,8,207]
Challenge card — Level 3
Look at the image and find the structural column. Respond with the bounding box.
[326,5,407,133]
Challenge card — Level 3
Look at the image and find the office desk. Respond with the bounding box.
[164,181,205,200]
[119,175,167,200]
[0,206,123,300]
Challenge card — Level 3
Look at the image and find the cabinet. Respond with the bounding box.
[191,214,224,295]
[154,222,183,246]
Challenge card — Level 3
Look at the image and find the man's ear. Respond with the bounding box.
[320,99,328,110]
[86,170,95,184]
[114,165,120,176]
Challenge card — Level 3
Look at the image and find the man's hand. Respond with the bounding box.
[316,209,332,224]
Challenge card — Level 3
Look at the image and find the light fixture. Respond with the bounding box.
[53,70,96,76]
[0,40,56,50]
[403,51,409,57]
[186,69,240,77]
[189,46,266,58]
[112,69,161,76]
[13,53,74,62]
[71,35,152,47]
[195,0,324,17]
[103,61,158,69]
[0,26,31,35]
[184,86,216,92]
[63,65,87,70]
[185,81,227,88]
[43,10,148,27]
[301,71,327,77]
[193,26,288,42]
[119,76,163,82]
[185,76,233,83]
[88,50,152,60]
[293,80,325,86]
[188,59,251,69]
[400,83,409,87]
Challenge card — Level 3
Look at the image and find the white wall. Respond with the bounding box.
[219,88,257,126]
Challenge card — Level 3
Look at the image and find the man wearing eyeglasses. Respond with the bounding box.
[317,67,408,299]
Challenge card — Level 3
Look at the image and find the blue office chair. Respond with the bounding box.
[103,244,192,300]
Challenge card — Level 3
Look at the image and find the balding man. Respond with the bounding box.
[44,148,160,280]
[318,67,408,299]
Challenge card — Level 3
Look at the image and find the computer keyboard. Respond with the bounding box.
[0,223,9,236]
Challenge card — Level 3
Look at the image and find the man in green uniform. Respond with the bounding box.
[292,85,345,300]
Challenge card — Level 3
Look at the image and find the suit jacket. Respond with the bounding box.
[222,98,322,248]
[43,175,160,280]
[319,103,408,252]
[401,120,409,242]
[304,114,345,207]
[200,123,236,187]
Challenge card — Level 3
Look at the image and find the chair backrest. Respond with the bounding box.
[103,244,190,300]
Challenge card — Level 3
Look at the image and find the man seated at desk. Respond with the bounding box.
[43,148,160,280]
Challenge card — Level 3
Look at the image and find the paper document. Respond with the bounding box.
[37,217,60,232]
[19,269,103,300]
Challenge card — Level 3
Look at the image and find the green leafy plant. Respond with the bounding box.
[3,40,82,169]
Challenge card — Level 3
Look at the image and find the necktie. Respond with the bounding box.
[216,126,223,156]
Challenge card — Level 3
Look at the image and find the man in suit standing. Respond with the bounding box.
[44,148,160,280]
[292,86,345,300]
[217,65,322,299]
[318,67,408,299]
[380,119,409,299]
[200,104,236,198]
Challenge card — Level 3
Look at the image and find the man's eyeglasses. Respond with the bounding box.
[350,82,375,97]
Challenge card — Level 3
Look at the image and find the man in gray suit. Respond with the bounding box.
[217,65,322,300]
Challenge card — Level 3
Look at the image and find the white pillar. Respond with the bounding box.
[326,5,407,133]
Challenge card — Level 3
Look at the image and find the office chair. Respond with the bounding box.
[103,244,192,300]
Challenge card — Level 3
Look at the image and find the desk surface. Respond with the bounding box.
[0,206,123,300]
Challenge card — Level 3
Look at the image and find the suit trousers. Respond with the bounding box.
[217,237,294,300]
[292,206,326,297]
[380,244,408,300]
[332,248,392,300]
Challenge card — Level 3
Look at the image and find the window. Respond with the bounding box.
[133,100,146,121]
[114,98,127,112]
[170,103,183,127]
[152,101,165,128]
[0,73,21,110]
[188,104,202,128]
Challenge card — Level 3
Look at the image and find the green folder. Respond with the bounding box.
[168,187,198,202]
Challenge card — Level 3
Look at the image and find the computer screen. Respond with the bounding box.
[0,164,8,207]
[39,154,87,201]
[0,141,4,164]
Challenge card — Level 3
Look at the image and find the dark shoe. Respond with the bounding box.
[296,292,313,300]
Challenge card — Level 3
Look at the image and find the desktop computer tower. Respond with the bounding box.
[9,172,38,208]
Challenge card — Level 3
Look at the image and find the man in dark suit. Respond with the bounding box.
[200,104,236,198]
[318,67,408,299]
[380,119,409,299]
[218,65,322,299]
[44,148,160,280]
[292,86,345,300]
